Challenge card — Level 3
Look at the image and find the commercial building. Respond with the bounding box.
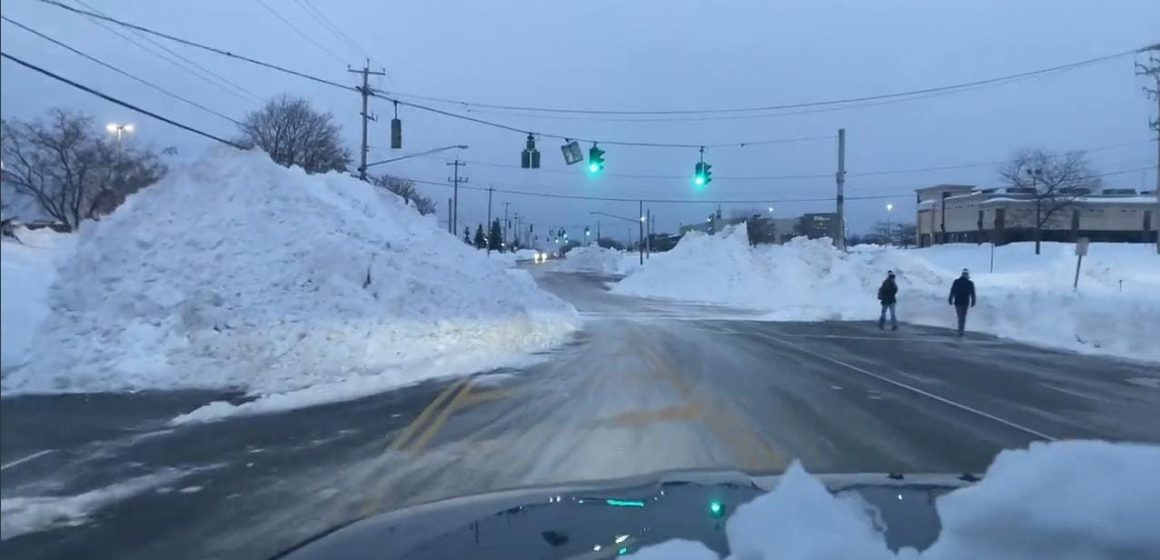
[915,184,1158,246]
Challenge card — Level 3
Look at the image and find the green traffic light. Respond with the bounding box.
[694,175,706,186]
[709,500,724,517]
[588,162,600,173]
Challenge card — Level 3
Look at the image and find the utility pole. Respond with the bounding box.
[447,159,467,235]
[1138,43,1160,253]
[447,198,453,235]
[639,200,644,266]
[645,208,652,259]
[836,128,847,252]
[486,185,494,255]
[348,60,385,181]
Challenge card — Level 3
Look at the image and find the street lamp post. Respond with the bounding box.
[105,122,134,169]
[885,202,895,246]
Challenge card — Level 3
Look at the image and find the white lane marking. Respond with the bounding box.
[755,332,1058,441]
[1,449,54,471]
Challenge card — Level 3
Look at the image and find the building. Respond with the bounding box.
[796,212,840,241]
[915,184,1158,246]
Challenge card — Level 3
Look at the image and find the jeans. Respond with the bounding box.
[879,303,897,329]
[955,304,969,333]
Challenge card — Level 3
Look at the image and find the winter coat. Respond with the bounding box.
[877,278,898,305]
[949,277,976,307]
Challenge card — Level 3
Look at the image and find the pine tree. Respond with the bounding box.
[473,224,486,249]
[463,226,471,244]
[488,219,504,251]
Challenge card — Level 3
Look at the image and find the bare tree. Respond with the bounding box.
[237,95,351,174]
[999,149,1100,254]
[1,109,165,231]
[370,174,437,215]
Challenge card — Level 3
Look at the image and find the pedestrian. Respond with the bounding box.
[948,268,976,336]
[877,270,898,330]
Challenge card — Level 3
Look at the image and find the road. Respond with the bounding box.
[2,267,1158,559]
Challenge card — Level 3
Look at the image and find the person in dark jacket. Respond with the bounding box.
[948,269,976,336]
[877,271,898,330]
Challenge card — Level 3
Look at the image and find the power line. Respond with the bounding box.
[252,0,346,64]
[71,0,262,106]
[399,165,1156,205]
[382,47,1143,118]
[37,0,358,92]
[293,0,367,58]
[1,16,242,126]
[31,0,833,150]
[1,52,245,149]
[440,140,1150,181]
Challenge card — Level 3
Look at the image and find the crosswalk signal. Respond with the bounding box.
[588,144,605,174]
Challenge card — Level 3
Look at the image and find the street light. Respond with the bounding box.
[364,144,468,169]
[885,203,895,246]
[106,122,134,170]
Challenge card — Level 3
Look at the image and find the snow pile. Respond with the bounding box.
[630,440,1160,559]
[613,224,1160,360]
[558,245,641,275]
[1,227,76,371]
[1,149,578,411]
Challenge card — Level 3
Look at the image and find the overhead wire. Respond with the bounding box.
[433,140,1150,182]
[394,165,1156,205]
[0,52,245,149]
[381,47,1142,118]
[1,15,242,126]
[252,0,346,64]
[293,0,367,58]
[32,0,834,150]
[71,0,263,105]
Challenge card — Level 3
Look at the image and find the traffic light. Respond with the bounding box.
[694,162,712,189]
[588,144,605,174]
[521,134,540,169]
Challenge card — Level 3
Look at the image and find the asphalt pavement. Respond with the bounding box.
[2,266,1157,560]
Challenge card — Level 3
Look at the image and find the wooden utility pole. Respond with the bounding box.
[447,159,467,235]
[638,200,644,265]
[835,128,847,251]
[348,60,385,181]
[1136,43,1160,253]
[486,185,494,255]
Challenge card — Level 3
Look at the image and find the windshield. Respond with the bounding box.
[1,2,1159,559]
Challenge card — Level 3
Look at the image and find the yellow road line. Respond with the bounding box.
[387,377,470,452]
[410,380,475,452]
[637,335,787,470]
[460,388,515,405]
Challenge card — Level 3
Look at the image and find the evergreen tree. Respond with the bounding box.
[463,226,471,244]
[473,224,486,249]
[488,219,504,251]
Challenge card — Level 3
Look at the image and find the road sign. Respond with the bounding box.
[1075,237,1090,256]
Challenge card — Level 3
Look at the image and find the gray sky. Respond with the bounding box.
[2,0,1158,242]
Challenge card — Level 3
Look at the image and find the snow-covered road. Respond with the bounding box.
[2,268,1158,560]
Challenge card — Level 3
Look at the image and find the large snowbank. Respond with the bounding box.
[1,228,76,370]
[1,149,578,411]
[558,245,641,275]
[613,225,1160,361]
[631,440,1160,559]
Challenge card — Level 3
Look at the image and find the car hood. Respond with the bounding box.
[272,471,975,559]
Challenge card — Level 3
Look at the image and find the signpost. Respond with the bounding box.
[1073,237,1090,291]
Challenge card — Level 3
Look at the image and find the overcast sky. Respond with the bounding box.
[2,0,1157,240]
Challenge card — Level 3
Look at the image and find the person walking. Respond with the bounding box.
[948,269,976,336]
[877,270,898,330]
